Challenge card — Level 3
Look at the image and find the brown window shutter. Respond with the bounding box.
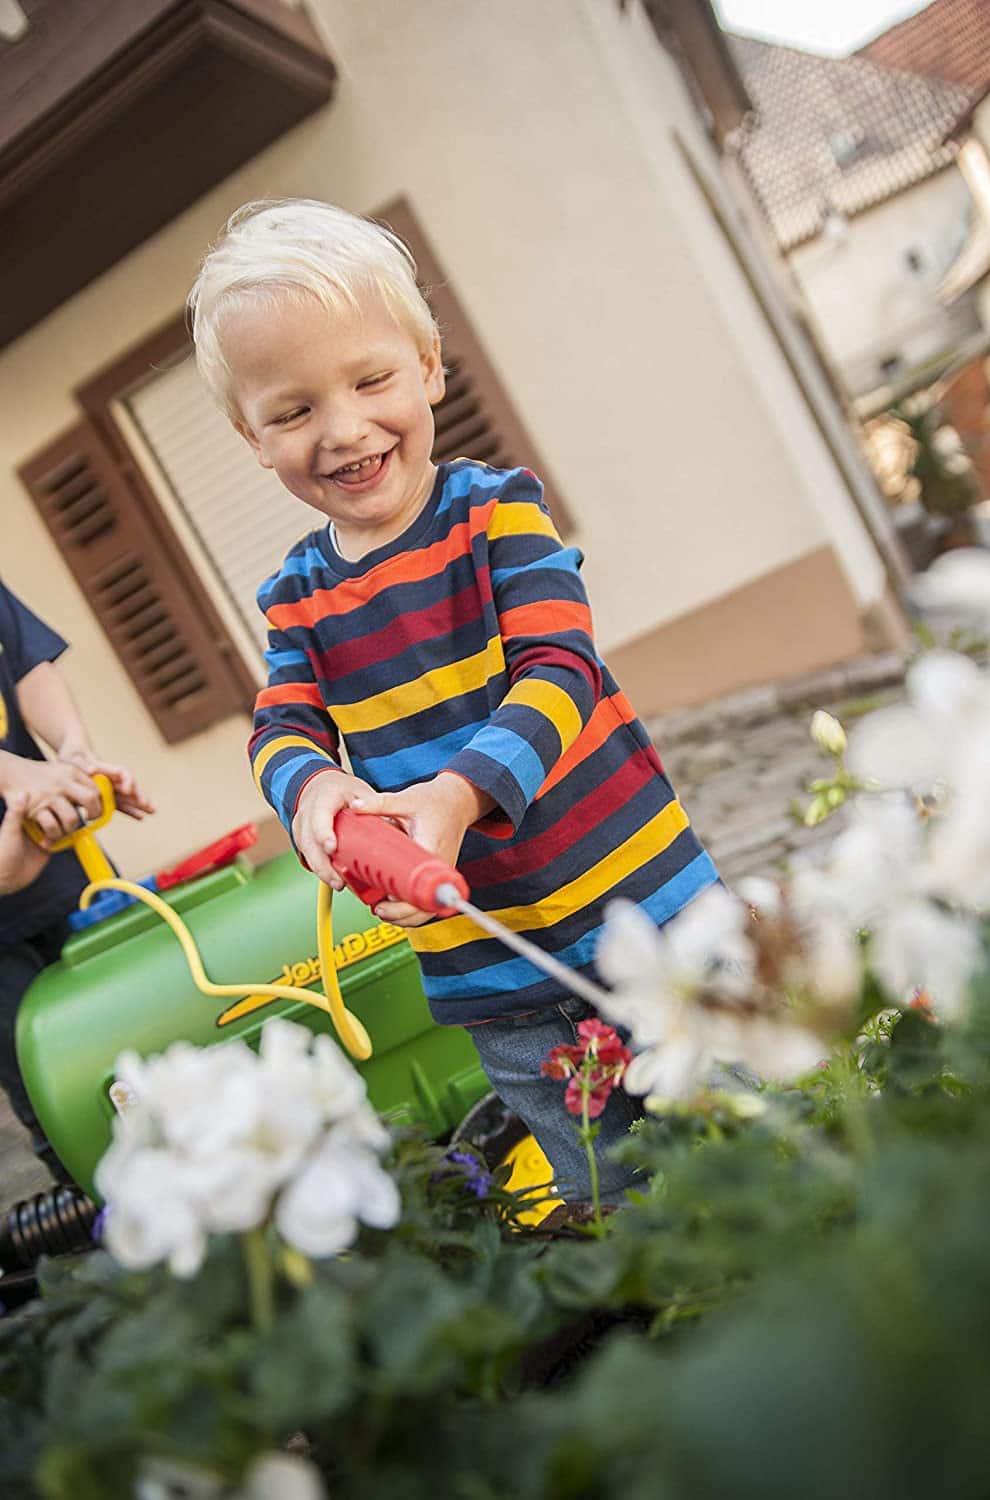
[18,418,254,744]
[378,198,575,536]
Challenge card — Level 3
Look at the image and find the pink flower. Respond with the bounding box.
[542,1021,632,1117]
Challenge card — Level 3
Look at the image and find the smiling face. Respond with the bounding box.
[225,286,445,560]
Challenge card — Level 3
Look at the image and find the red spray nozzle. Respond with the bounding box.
[332,807,469,916]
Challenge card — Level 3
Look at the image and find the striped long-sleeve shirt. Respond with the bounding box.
[249,459,718,1025]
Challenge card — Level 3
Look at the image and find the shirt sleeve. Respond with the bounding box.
[247,619,344,841]
[444,468,602,832]
[0,581,69,680]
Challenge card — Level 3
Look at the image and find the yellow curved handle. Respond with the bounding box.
[79,876,373,1062]
[26,773,116,883]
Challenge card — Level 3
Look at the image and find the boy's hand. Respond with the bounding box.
[0,791,51,894]
[0,753,104,842]
[350,773,494,927]
[58,745,155,821]
[291,769,377,890]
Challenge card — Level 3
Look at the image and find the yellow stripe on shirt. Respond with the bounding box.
[252,734,333,793]
[333,637,505,735]
[487,502,559,542]
[503,677,584,757]
[410,799,690,955]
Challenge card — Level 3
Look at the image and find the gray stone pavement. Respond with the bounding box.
[0,649,910,1216]
[652,649,908,886]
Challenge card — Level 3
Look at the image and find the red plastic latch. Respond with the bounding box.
[155,824,258,890]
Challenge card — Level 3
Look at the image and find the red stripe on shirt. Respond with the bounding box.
[460,743,661,887]
[266,503,497,631]
[255,682,325,709]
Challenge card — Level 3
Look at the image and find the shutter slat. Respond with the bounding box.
[126,362,318,656]
[19,420,252,743]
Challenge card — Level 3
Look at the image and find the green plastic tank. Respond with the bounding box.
[16,852,489,1198]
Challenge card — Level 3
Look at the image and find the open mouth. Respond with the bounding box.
[325,451,391,487]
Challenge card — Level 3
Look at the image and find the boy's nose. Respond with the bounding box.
[319,404,368,454]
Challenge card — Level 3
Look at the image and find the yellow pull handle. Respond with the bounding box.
[25,772,116,883]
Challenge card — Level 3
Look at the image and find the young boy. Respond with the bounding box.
[188,199,718,1201]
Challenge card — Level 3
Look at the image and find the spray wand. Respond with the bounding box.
[331,808,610,1009]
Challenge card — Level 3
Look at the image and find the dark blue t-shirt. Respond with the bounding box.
[0,583,88,945]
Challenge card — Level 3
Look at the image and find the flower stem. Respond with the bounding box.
[581,1089,604,1234]
[242,1227,274,1331]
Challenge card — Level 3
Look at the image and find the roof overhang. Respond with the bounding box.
[0,0,336,349]
[641,0,753,144]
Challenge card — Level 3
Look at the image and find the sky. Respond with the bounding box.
[713,0,935,56]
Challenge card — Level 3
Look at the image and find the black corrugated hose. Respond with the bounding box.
[0,1186,99,1309]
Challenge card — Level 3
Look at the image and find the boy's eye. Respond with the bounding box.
[358,372,391,389]
[273,407,307,425]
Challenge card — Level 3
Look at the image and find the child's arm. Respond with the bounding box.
[16,661,154,820]
[442,468,602,833]
[0,790,50,895]
[249,616,374,884]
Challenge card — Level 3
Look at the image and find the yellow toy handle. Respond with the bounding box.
[25,772,117,884]
[79,876,373,1062]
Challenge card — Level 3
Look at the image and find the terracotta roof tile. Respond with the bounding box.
[858,0,990,89]
[730,36,971,251]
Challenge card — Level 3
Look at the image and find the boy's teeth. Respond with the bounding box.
[336,455,380,476]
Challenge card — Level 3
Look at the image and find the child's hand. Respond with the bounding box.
[0,790,51,894]
[351,773,494,927]
[58,746,155,821]
[0,754,104,842]
[291,769,376,890]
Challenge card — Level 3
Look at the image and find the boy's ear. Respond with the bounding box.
[422,333,446,407]
[232,417,274,470]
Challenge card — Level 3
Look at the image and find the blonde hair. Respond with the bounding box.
[187,199,438,416]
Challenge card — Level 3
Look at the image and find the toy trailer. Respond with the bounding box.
[5,846,554,1293]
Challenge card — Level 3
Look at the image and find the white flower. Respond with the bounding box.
[911,547,990,630]
[275,1129,400,1256]
[625,1004,716,1102]
[925,732,990,912]
[870,897,981,1019]
[846,650,990,797]
[598,887,754,1001]
[736,876,783,918]
[596,890,825,1100]
[236,1453,327,1500]
[810,709,847,757]
[822,799,922,928]
[134,1455,226,1499]
[96,1019,399,1277]
[798,792,985,1018]
[596,893,750,1101]
[732,1016,824,1082]
[134,1453,328,1500]
[97,1148,207,1278]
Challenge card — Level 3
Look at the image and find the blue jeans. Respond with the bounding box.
[467,998,645,1204]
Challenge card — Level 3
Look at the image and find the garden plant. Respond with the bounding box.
[2,550,990,1500]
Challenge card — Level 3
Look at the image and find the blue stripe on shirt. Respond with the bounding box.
[422,851,720,1000]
